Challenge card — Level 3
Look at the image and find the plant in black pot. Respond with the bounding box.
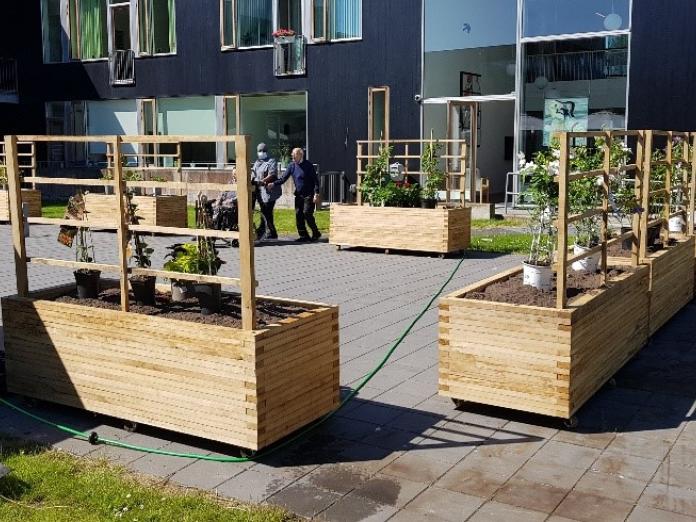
[59,193,101,299]
[126,193,156,305]
[421,138,445,209]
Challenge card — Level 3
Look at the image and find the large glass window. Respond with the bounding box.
[157,96,217,165]
[520,36,629,155]
[87,99,139,156]
[41,0,63,63]
[240,93,307,163]
[523,0,630,38]
[69,0,108,60]
[312,0,361,41]
[222,0,273,48]
[139,0,177,54]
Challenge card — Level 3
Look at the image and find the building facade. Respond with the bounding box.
[2,0,696,202]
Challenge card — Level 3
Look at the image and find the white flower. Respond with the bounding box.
[552,148,561,159]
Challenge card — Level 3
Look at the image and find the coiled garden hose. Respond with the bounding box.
[0,254,467,463]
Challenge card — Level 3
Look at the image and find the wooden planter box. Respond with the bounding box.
[330,204,471,254]
[439,266,650,419]
[1,285,340,451]
[84,194,188,228]
[0,189,42,222]
[610,237,695,336]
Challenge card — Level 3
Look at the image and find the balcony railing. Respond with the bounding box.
[109,50,135,86]
[0,58,18,103]
[273,35,306,77]
[525,49,628,83]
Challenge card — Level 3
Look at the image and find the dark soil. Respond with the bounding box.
[465,268,633,308]
[607,242,632,258]
[55,288,311,328]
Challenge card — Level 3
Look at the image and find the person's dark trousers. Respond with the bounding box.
[295,194,320,239]
[252,193,277,239]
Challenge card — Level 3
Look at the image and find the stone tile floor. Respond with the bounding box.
[1,224,695,521]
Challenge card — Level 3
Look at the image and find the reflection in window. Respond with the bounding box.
[221,0,273,48]
[41,0,63,62]
[520,37,628,154]
[330,0,361,40]
[139,0,177,54]
[523,0,630,38]
[69,0,108,60]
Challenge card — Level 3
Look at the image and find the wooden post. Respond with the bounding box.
[356,142,362,206]
[112,136,130,312]
[5,135,28,297]
[469,104,478,203]
[601,132,610,286]
[639,131,653,261]
[236,135,256,330]
[632,131,645,266]
[459,144,467,206]
[556,132,570,310]
[663,132,673,244]
[689,134,696,236]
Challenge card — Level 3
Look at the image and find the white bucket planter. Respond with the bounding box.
[522,262,553,291]
[669,216,685,233]
[572,244,601,272]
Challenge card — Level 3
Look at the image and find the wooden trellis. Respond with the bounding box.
[4,134,258,330]
[555,130,645,309]
[355,138,470,206]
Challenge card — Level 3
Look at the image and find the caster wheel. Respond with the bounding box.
[385,249,390,255]
[563,416,579,429]
[22,397,39,408]
[336,245,342,251]
[240,448,258,459]
[608,378,617,388]
[439,254,446,259]
[451,398,467,409]
[124,421,138,433]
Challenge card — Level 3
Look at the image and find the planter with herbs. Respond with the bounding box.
[330,141,471,254]
[1,134,340,453]
[439,131,653,423]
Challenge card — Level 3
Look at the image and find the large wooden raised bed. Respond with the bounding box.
[0,189,42,222]
[439,266,650,419]
[1,285,340,451]
[330,204,471,254]
[84,193,188,228]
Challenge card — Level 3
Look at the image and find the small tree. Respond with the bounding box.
[421,140,445,201]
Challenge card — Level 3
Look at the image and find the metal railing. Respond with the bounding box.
[526,49,628,83]
[273,35,306,76]
[109,50,135,86]
[0,58,18,101]
[318,171,352,204]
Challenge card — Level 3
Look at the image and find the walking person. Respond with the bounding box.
[268,147,321,242]
[251,143,281,240]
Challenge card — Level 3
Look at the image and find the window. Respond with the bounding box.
[108,0,132,51]
[157,96,217,165]
[222,0,273,48]
[69,0,109,60]
[139,0,177,55]
[41,0,64,63]
[224,95,240,162]
[523,0,630,38]
[313,0,361,41]
[278,0,302,34]
[368,86,389,144]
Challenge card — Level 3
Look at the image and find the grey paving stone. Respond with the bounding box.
[572,470,646,503]
[404,487,484,521]
[638,483,696,518]
[529,440,601,470]
[512,459,586,489]
[381,452,454,484]
[266,482,342,519]
[553,490,635,522]
[589,451,661,482]
[169,457,251,490]
[493,478,568,514]
[215,469,296,503]
[467,501,547,522]
[627,505,696,522]
[605,433,674,461]
[299,463,371,495]
[351,473,428,508]
[435,464,510,499]
[653,460,696,490]
[317,492,399,522]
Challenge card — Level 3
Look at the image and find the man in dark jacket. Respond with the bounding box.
[270,147,321,241]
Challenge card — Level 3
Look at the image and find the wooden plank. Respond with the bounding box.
[5,136,28,296]
[112,137,130,312]
[27,217,118,229]
[235,135,256,330]
[130,268,246,287]
[28,177,114,187]
[0,189,42,222]
[557,133,570,309]
[29,258,121,274]
[129,224,239,239]
[125,181,237,191]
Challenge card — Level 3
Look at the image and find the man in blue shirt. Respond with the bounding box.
[270,147,321,242]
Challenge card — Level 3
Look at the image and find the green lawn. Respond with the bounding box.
[471,217,528,229]
[0,437,294,522]
[42,203,329,236]
[469,233,533,255]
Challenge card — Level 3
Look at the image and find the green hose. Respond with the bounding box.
[0,255,466,463]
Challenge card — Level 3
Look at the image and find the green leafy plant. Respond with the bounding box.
[126,193,154,269]
[421,141,445,201]
[163,242,223,276]
[0,165,7,188]
[360,144,392,206]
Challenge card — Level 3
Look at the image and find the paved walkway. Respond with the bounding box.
[1,224,695,521]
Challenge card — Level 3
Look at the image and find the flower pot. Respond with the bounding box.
[647,224,661,248]
[193,283,222,316]
[572,244,601,272]
[171,280,194,302]
[669,216,685,233]
[522,261,553,291]
[74,269,101,299]
[421,198,437,209]
[274,35,295,44]
[130,275,156,306]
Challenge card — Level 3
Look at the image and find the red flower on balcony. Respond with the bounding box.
[273,28,296,38]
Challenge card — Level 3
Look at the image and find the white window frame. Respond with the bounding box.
[137,0,178,57]
[312,0,362,44]
[68,0,110,62]
[106,0,135,55]
[220,0,277,50]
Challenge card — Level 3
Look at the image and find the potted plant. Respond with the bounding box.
[163,243,196,302]
[360,144,392,206]
[273,28,296,44]
[126,192,156,305]
[59,193,101,299]
[421,140,445,209]
[163,241,224,315]
[519,149,559,290]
